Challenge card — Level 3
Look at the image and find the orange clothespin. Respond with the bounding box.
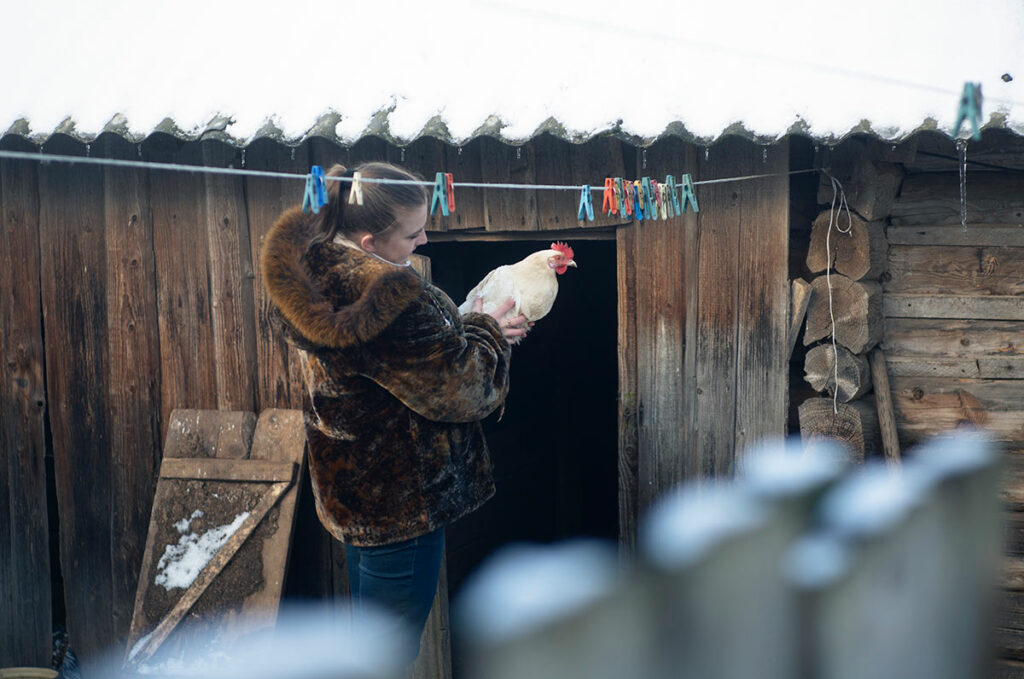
[602,178,617,216]
[348,171,364,205]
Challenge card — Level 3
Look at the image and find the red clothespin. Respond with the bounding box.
[445,172,455,213]
[602,178,617,216]
[348,171,364,205]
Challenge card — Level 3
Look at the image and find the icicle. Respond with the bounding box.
[642,149,647,170]
[762,146,768,164]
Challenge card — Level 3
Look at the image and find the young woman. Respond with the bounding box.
[260,162,525,663]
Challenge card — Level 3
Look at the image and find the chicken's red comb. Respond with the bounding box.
[551,241,574,260]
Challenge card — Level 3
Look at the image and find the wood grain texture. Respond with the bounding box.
[882,317,1024,357]
[100,135,164,650]
[889,171,1024,226]
[816,138,903,221]
[798,397,879,463]
[0,150,51,668]
[789,278,811,358]
[869,349,901,465]
[409,554,453,679]
[634,140,691,500]
[37,139,114,671]
[888,224,1024,247]
[807,211,887,281]
[200,141,257,413]
[890,376,1024,444]
[479,137,538,231]
[616,225,639,555]
[440,137,486,232]
[147,139,218,437]
[804,344,871,402]
[884,294,1024,320]
[244,140,307,411]
[804,274,882,353]
[733,138,788,456]
[885,245,1024,296]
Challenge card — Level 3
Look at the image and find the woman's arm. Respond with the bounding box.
[359,299,513,423]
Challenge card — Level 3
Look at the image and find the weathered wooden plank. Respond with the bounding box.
[816,138,903,220]
[244,140,307,411]
[479,137,538,231]
[869,349,901,465]
[693,138,748,476]
[993,657,1024,678]
[890,376,1024,444]
[1003,556,1024,590]
[885,245,1024,296]
[804,344,872,402]
[734,139,788,455]
[804,274,882,353]
[885,355,1024,379]
[887,224,1024,247]
[200,141,258,413]
[890,171,1024,226]
[410,554,453,679]
[798,396,879,463]
[439,137,486,232]
[616,225,639,555]
[0,149,51,668]
[37,138,114,672]
[807,211,887,281]
[569,137,630,230]
[634,141,690,500]
[159,457,297,483]
[884,294,1024,320]
[1002,451,1024,511]
[533,133,579,233]
[789,278,811,358]
[147,139,218,435]
[882,317,1024,357]
[162,409,256,459]
[99,134,164,651]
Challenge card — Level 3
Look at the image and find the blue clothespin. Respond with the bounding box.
[633,182,644,221]
[953,82,983,141]
[302,165,328,214]
[430,172,450,216]
[679,173,699,214]
[666,175,681,216]
[578,184,594,222]
[641,177,657,220]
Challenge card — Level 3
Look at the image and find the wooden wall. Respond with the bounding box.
[0,131,630,670]
[617,135,791,548]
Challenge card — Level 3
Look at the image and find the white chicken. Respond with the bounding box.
[457,242,577,330]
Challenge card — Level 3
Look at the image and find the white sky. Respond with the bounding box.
[4,0,1022,143]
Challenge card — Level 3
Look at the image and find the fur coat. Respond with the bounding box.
[260,207,511,546]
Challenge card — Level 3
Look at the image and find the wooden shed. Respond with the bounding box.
[3,121,1024,676]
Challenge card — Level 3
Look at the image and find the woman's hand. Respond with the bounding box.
[473,297,531,343]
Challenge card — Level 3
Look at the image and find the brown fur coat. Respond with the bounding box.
[260,207,510,546]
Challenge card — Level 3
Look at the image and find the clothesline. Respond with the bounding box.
[0,149,819,190]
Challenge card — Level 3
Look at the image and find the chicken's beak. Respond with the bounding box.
[568,260,577,268]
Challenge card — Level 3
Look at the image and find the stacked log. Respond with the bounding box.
[800,151,902,462]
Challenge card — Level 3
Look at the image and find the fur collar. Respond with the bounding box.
[260,207,424,348]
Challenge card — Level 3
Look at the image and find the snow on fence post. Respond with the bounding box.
[784,430,1000,679]
[455,540,651,679]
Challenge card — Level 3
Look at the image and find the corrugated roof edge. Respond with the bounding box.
[2,110,1022,149]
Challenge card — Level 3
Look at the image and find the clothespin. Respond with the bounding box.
[656,182,669,220]
[302,165,328,214]
[666,175,681,215]
[954,82,983,141]
[633,181,644,221]
[347,171,364,205]
[578,184,595,222]
[602,178,617,216]
[616,178,628,218]
[430,172,451,216]
[679,173,700,214]
[642,177,657,220]
[445,172,455,213]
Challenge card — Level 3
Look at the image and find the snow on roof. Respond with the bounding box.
[4,0,1023,148]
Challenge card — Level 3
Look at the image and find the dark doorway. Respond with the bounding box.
[417,238,619,599]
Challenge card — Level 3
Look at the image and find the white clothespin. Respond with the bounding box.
[348,171,364,205]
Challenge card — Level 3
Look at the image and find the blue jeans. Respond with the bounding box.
[345,527,445,664]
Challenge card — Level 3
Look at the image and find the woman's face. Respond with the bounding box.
[365,202,429,265]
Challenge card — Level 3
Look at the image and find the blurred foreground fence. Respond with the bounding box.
[100,430,1000,679]
[457,430,1001,679]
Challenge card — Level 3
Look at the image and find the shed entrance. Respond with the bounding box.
[418,238,619,597]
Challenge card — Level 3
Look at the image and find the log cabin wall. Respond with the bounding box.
[794,131,1024,673]
[0,130,634,671]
